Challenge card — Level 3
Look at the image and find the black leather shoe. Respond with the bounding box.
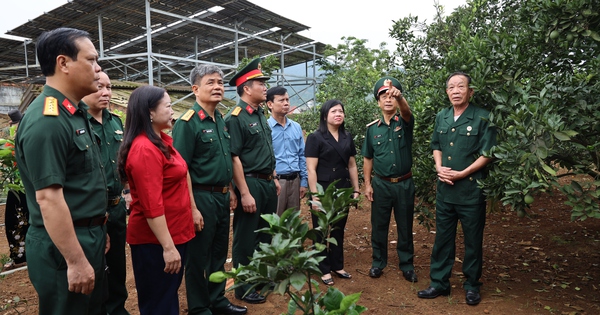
[402,270,418,282]
[417,286,451,299]
[235,292,266,304]
[465,290,481,305]
[211,303,248,315]
[369,267,383,278]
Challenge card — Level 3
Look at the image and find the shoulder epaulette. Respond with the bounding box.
[180,109,195,121]
[43,97,59,116]
[231,107,242,117]
[366,119,380,127]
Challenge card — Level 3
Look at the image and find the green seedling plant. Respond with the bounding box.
[210,180,366,315]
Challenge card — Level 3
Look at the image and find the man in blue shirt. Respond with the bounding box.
[266,86,308,215]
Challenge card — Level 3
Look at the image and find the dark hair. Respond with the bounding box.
[266,86,287,103]
[318,99,346,134]
[236,80,251,96]
[36,27,91,76]
[118,85,170,182]
[446,71,472,86]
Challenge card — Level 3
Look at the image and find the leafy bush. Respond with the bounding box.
[210,181,366,315]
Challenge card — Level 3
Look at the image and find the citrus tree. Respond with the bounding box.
[390,0,600,220]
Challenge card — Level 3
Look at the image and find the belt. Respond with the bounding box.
[375,171,412,183]
[108,196,121,207]
[73,214,108,227]
[278,172,299,180]
[193,184,229,194]
[245,173,273,181]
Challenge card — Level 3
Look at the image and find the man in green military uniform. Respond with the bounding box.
[15,27,108,314]
[418,72,496,306]
[82,71,130,315]
[362,76,417,282]
[173,64,247,315]
[224,58,280,304]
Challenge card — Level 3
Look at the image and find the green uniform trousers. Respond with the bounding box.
[185,189,231,314]
[102,200,130,315]
[26,225,106,315]
[371,176,415,271]
[232,176,277,298]
[429,198,486,292]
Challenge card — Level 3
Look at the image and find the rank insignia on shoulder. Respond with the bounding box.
[231,107,242,116]
[43,97,59,116]
[366,119,380,127]
[181,109,195,121]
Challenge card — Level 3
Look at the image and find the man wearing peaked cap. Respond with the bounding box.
[225,58,280,305]
[362,75,418,282]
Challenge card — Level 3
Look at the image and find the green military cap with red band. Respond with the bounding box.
[373,76,403,99]
[229,57,271,86]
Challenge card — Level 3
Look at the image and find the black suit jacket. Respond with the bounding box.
[305,130,356,189]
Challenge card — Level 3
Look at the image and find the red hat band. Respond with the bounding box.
[235,69,266,86]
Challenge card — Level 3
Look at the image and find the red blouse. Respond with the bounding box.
[125,132,194,245]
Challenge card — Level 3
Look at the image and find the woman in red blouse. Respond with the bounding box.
[117,85,202,315]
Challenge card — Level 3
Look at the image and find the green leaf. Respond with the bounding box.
[553,131,571,141]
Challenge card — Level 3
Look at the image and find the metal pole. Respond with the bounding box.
[145,0,154,85]
[23,41,29,77]
[98,14,104,58]
[195,36,198,61]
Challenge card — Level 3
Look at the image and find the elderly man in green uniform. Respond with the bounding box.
[172,64,247,315]
[362,77,417,282]
[15,27,108,314]
[82,71,130,315]
[225,58,280,304]
[417,72,496,306]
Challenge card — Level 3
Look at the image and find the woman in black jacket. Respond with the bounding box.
[305,99,360,286]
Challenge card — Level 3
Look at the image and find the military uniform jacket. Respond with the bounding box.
[362,113,414,177]
[172,102,232,186]
[15,85,107,227]
[88,109,124,197]
[430,104,496,205]
[224,100,275,175]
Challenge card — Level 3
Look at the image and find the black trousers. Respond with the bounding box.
[4,190,29,264]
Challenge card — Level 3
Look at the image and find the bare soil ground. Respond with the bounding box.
[1,181,599,314]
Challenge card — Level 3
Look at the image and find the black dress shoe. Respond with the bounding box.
[235,292,266,304]
[402,270,418,282]
[465,290,481,305]
[417,286,451,299]
[369,267,383,278]
[333,270,352,279]
[211,303,248,315]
